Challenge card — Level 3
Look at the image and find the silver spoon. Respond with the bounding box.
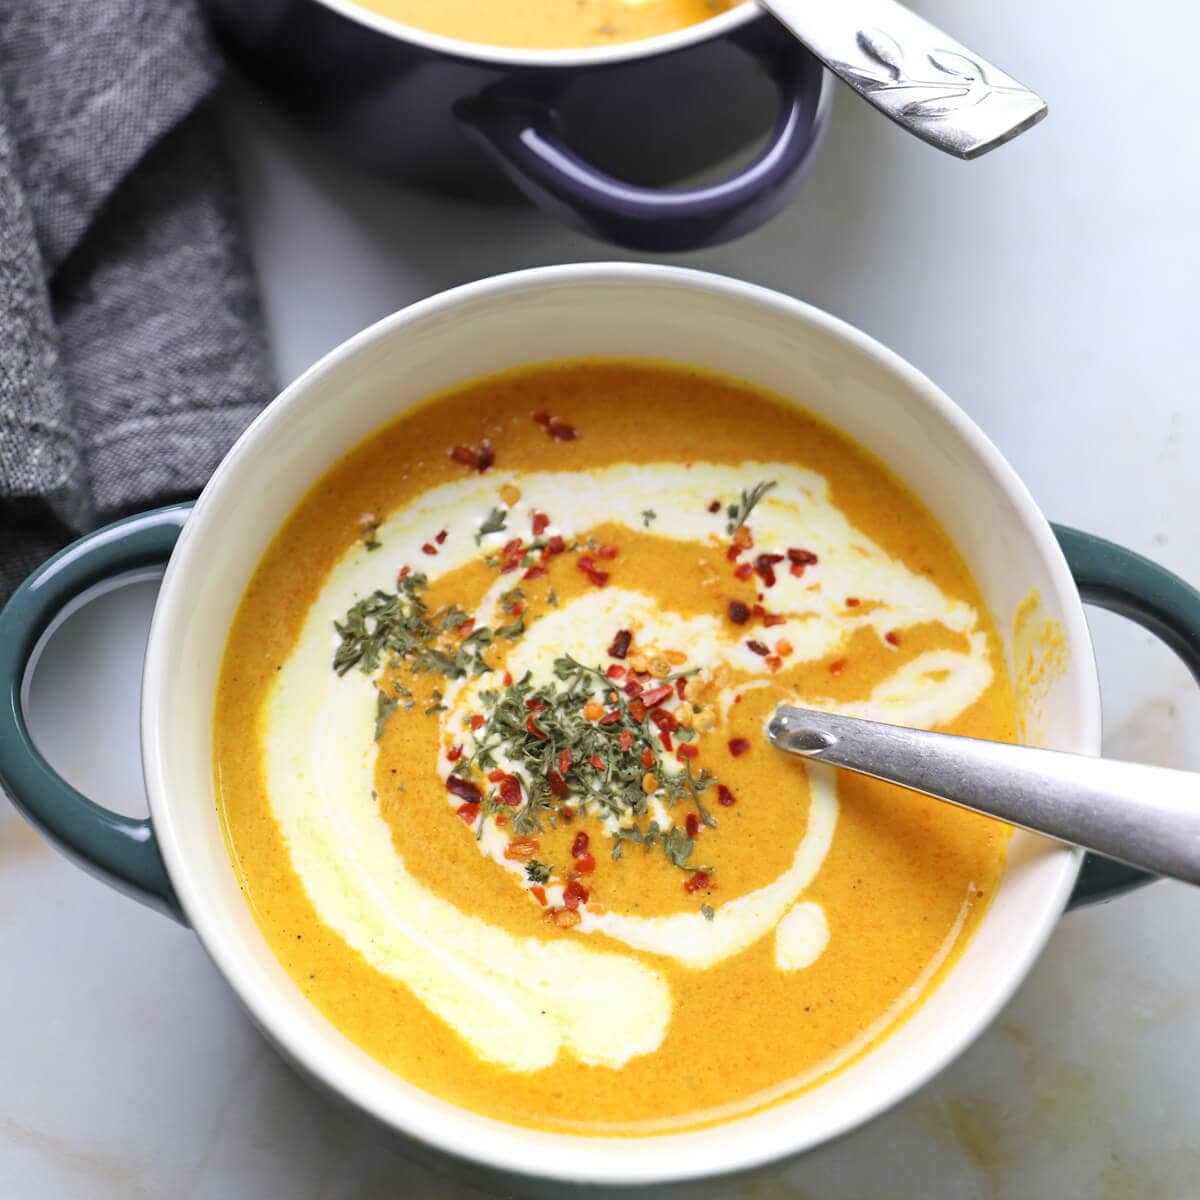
[758,0,1047,158]
[768,706,1200,886]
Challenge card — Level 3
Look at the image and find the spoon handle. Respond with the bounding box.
[768,706,1200,887]
[759,0,1047,158]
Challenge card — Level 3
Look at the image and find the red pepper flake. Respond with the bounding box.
[526,697,545,713]
[640,747,655,769]
[589,753,604,769]
[457,618,476,638]
[547,770,570,798]
[717,784,737,807]
[548,420,578,442]
[845,597,861,608]
[562,880,589,910]
[421,542,437,556]
[659,731,673,752]
[597,544,620,560]
[762,612,786,627]
[606,664,626,680]
[624,679,644,697]
[503,671,513,686]
[729,737,750,757]
[397,565,411,583]
[532,410,552,428]
[494,815,508,827]
[531,511,550,536]
[677,743,700,761]
[435,529,448,545]
[788,548,819,566]
[685,813,700,839]
[571,831,590,858]
[765,655,783,673]
[574,852,596,875]
[530,885,548,906]
[829,658,848,676]
[628,698,647,723]
[733,562,754,582]
[885,631,901,647]
[522,564,548,580]
[746,639,770,656]
[449,445,478,469]
[683,872,710,895]
[619,730,634,752]
[754,553,784,587]
[708,500,721,513]
[446,744,463,763]
[727,600,751,624]
[505,837,540,861]
[546,534,566,555]
[455,802,480,824]
[649,708,678,733]
[726,545,743,563]
[562,806,575,821]
[640,685,673,709]
[470,714,485,731]
[526,715,547,739]
[476,440,495,472]
[499,537,525,573]
[559,747,573,775]
[446,775,481,802]
[598,708,623,726]
[789,564,808,578]
[608,629,632,659]
[576,555,609,587]
[499,776,522,806]
[487,768,506,783]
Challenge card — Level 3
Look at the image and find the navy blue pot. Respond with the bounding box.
[203,0,833,250]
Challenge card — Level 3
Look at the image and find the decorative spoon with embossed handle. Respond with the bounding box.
[767,707,1200,887]
[757,0,1047,158]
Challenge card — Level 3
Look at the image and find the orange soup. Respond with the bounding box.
[214,362,1014,1135]
[350,0,739,50]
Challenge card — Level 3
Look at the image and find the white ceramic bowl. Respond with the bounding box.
[10,263,1160,1190]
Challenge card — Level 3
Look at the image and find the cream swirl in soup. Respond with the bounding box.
[263,461,993,1067]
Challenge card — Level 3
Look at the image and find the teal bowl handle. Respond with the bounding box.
[1053,524,1200,907]
[0,505,192,922]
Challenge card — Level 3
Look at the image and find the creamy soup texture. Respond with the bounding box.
[351,0,738,50]
[215,362,1015,1134]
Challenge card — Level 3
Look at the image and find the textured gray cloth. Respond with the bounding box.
[0,0,271,600]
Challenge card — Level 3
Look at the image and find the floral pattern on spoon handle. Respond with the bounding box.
[759,0,1047,158]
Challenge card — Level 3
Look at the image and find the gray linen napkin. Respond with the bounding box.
[0,0,272,600]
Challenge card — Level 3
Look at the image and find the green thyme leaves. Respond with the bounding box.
[475,507,508,543]
[725,479,777,534]
[525,860,552,885]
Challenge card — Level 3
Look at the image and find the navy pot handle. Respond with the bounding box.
[456,41,830,252]
[1053,524,1200,907]
[0,505,191,922]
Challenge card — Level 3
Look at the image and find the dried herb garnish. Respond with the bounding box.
[525,860,552,885]
[332,571,491,680]
[725,480,778,535]
[374,689,399,740]
[457,654,718,874]
[700,904,715,921]
[360,517,382,551]
[641,509,657,528]
[475,507,508,544]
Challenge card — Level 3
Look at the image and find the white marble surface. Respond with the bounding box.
[4,1,1200,1195]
